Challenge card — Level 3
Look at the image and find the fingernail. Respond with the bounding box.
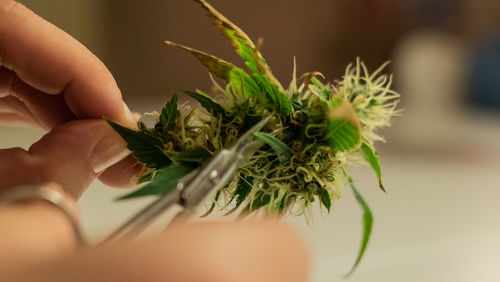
[123,102,138,129]
[91,133,130,174]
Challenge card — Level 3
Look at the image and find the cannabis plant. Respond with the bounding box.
[107,0,400,275]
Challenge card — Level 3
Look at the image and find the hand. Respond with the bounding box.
[0,0,142,198]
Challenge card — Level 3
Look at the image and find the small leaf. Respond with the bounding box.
[181,90,226,117]
[159,94,179,131]
[361,143,386,192]
[252,73,291,115]
[169,147,212,165]
[117,166,192,200]
[165,40,236,80]
[318,187,331,212]
[253,132,292,162]
[345,178,373,277]
[225,176,252,215]
[106,119,171,169]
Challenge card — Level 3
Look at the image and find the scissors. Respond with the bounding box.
[103,115,272,243]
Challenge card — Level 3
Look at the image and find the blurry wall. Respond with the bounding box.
[98,0,405,111]
[15,0,500,116]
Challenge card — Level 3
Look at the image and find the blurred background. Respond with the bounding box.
[2,0,500,281]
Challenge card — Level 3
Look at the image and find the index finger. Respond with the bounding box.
[0,0,134,126]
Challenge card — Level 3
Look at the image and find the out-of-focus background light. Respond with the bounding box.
[2,1,500,281]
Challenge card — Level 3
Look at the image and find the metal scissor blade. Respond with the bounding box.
[229,115,272,156]
[177,115,273,210]
[102,169,200,243]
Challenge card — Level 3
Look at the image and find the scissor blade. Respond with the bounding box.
[177,115,273,210]
[230,115,272,155]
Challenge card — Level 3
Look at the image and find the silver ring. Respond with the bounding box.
[0,185,86,246]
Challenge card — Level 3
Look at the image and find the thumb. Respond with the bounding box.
[0,119,130,198]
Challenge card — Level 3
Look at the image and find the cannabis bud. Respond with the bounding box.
[107,0,400,275]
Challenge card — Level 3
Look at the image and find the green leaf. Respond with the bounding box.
[345,178,373,277]
[238,191,272,219]
[361,143,386,192]
[169,147,212,165]
[228,67,260,96]
[328,119,360,151]
[117,166,193,200]
[249,192,272,211]
[106,119,171,169]
[252,73,292,115]
[181,90,226,117]
[319,187,331,212]
[137,171,154,184]
[159,94,179,131]
[225,177,252,215]
[327,100,361,151]
[253,132,292,162]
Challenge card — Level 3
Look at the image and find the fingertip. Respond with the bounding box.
[97,155,145,188]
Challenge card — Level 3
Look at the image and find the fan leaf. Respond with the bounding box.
[106,120,171,169]
[181,90,227,117]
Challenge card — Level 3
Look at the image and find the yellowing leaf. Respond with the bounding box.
[165,40,236,80]
[193,0,283,91]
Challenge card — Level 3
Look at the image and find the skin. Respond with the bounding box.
[0,1,311,281]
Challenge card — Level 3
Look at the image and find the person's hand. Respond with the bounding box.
[0,0,143,198]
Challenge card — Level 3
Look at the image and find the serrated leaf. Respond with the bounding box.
[327,100,361,151]
[165,40,236,80]
[361,143,386,192]
[106,119,171,169]
[319,187,331,212]
[169,147,212,165]
[328,119,360,151]
[345,178,373,277]
[194,0,283,91]
[159,94,179,131]
[181,90,226,117]
[253,132,292,162]
[117,165,192,200]
[225,176,252,215]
